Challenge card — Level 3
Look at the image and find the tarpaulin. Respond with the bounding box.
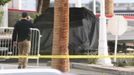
[34,8,99,52]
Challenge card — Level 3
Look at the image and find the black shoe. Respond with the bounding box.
[18,66,21,69]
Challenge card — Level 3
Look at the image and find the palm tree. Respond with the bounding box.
[51,0,70,72]
[0,0,11,5]
[105,0,114,15]
[37,0,50,14]
[0,0,10,26]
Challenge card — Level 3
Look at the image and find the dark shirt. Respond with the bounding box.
[12,19,34,42]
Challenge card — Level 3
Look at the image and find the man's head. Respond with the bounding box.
[21,12,28,18]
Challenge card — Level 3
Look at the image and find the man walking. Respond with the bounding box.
[12,12,34,69]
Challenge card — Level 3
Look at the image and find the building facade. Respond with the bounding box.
[8,0,36,11]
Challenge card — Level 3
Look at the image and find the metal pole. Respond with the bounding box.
[93,0,96,15]
[75,0,82,7]
[97,0,113,66]
[114,35,118,62]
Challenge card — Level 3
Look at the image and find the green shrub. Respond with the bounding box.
[114,60,128,67]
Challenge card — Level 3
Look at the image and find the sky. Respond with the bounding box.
[51,0,134,3]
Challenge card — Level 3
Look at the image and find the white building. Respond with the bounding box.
[115,3,134,11]
[8,0,36,11]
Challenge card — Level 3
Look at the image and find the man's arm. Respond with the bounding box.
[12,23,18,42]
[30,22,36,28]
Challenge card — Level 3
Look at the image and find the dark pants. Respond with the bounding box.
[18,39,31,69]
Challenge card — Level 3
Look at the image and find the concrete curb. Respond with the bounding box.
[71,62,134,75]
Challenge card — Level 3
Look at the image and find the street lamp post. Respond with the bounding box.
[97,0,113,66]
[93,0,96,15]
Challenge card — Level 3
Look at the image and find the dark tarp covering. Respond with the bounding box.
[34,7,99,52]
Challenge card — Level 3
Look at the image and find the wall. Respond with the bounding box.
[8,9,37,27]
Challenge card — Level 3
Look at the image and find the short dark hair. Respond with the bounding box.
[22,12,28,18]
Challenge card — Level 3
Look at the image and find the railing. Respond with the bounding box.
[0,27,41,65]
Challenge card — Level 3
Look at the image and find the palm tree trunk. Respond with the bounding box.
[51,0,70,72]
[37,0,50,14]
[105,0,114,15]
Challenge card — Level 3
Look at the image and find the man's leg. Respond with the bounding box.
[18,42,24,69]
[22,40,31,68]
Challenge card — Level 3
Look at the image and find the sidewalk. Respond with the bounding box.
[71,62,134,75]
